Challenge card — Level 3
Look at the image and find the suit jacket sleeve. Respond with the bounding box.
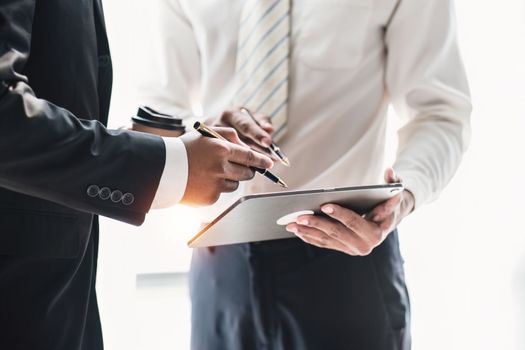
[0,0,166,226]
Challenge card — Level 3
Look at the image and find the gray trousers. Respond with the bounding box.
[190,231,410,350]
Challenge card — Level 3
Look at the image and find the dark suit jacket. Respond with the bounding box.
[0,0,166,349]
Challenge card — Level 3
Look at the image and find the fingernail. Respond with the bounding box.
[321,206,334,214]
[286,227,297,233]
[297,219,309,226]
[372,215,380,222]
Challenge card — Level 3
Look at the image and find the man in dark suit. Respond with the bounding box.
[0,0,273,349]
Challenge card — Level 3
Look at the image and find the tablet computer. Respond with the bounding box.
[187,183,404,248]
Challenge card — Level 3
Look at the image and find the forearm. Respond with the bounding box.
[0,83,166,225]
[386,0,472,208]
[393,114,469,209]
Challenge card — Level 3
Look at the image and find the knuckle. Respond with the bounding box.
[327,226,339,237]
[219,110,232,122]
[218,161,229,176]
[216,142,230,157]
[360,243,373,255]
[238,121,252,134]
[228,127,239,137]
[222,126,238,139]
[356,241,373,255]
[318,236,328,247]
[343,215,356,227]
[246,150,255,165]
[220,110,229,119]
[373,229,384,244]
[246,168,256,180]
[226,181,239,192]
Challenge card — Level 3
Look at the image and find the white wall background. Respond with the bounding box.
[97,1,525,349]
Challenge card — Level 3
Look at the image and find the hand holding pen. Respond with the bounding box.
[194,122,288,188]
[210,107,290,166]
[179,126,276,206]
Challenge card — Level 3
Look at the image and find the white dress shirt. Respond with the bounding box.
[145,0,472,209]
[151,136,188,209]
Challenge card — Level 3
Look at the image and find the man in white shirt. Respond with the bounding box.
[140,0,472,349]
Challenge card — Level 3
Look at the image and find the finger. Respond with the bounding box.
[222,162,256,182]
[368,194,402,222]
[253,112,274,133]
[378,212,396,233]
[286,224,360,255]
[221,180,240,193]
[228,143,274,169]
[295,215,369,254]
[226,110,273,147]
[296,215,349,239]
[319,204,384,246]
[238,136,279,161]
[212,127,249,147]
[319,204,374,234]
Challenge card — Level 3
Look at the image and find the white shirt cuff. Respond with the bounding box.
[151,137,188,209]
[393,168,432,211]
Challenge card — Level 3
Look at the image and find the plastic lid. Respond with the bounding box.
[132,106,185,131]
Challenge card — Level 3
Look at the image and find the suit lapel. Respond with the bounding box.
[93,0,110,55]
[92,0,112,125]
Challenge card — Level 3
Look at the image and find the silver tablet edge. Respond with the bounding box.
[187,183,403,247]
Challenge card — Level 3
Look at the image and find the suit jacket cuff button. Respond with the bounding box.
[87,185,100,198]
[99,187,111,200]
[122,193,135,206]
[111,190,123,203]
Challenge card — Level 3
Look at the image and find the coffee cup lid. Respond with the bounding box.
[132,106,185,131]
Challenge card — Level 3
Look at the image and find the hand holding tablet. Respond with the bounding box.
[187,183,404,248]
[287,169,415,256]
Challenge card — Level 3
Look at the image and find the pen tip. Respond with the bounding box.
[278,179,288,188]
[281,157,291,167]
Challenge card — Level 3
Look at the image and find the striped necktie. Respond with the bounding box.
[233,0,291,140]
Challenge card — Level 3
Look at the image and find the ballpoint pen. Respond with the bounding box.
[193,121,288,188]
[240,107,291,167]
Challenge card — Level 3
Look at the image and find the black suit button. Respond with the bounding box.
[87,185,100,198]
[122,193,135,206]
[111,190,123,203]
[99,187,111,200]
[98,55,111,67]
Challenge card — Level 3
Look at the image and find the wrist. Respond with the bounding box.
[402,190,415,216]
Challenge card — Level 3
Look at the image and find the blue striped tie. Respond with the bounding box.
[234,0,290,140]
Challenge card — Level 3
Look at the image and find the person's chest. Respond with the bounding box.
[181,0,399,71]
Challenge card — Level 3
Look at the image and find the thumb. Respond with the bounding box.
[384,168,401,184]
